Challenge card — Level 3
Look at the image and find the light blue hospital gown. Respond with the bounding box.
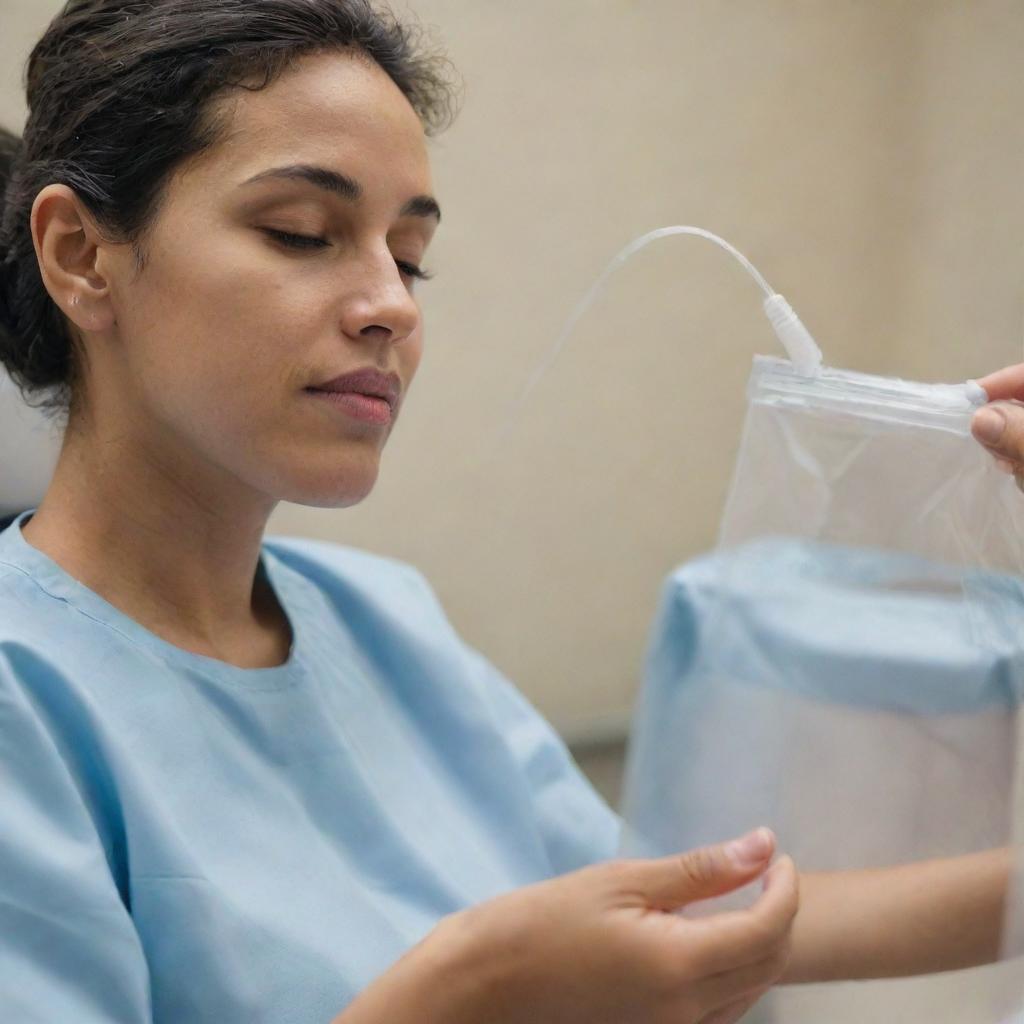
[0,510,620,1022]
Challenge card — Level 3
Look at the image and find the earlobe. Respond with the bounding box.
[30,183,116,332]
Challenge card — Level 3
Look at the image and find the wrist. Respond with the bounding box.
[411,911,501,1023]
[336,909,504,1024]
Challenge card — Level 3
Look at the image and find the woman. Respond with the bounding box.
[0,2,796,1021]
[0,2,1016,1022]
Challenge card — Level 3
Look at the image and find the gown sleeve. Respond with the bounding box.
[0,650,152,1023]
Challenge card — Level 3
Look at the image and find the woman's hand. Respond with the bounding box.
[338,828,799,1024]
[972,365,1024,485]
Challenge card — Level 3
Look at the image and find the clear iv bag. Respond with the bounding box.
[620,355,1024,1023]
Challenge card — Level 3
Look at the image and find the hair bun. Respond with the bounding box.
[0,129,28,393]
[0,127,25,260]
[0,127,24,194]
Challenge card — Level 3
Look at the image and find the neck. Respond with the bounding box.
[23,413,281,658]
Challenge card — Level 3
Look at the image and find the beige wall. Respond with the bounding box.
[3,1,1023,736]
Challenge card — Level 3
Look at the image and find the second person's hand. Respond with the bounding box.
[972,364,1024,486]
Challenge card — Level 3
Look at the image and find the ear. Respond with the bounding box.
[30,184,117,333]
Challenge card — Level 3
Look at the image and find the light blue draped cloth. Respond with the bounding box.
[622,537,1024,864]
[0,510,619,1022]
[621,538,1024,1023]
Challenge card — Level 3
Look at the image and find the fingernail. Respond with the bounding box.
[726,827,774,868]
[973,407,1006,445]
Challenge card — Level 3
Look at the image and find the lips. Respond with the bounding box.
[307,368,401,411]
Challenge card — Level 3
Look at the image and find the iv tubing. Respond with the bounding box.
[508,226,824,432]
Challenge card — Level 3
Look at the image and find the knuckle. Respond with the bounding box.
[678,847,718,888]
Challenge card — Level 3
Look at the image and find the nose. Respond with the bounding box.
[338,248,420,345]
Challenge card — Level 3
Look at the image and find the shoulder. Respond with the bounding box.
[0,558,70,647]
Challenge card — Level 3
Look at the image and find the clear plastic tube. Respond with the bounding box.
[501,226,821,440]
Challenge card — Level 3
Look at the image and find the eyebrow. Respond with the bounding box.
[400,194,442,222]
[241,164,441,222]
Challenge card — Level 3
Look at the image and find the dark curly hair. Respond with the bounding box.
[0,0,457,418]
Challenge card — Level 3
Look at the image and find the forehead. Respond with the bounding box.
[189,49,432,194]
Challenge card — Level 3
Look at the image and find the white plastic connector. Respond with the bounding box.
[763,293,823,378]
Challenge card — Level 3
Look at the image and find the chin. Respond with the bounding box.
[276,458,381,509]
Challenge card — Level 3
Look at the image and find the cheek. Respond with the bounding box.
[137,241,320,401]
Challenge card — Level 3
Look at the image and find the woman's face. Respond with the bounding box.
[93,49,438,508]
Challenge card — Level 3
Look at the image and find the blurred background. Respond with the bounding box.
[3,0,1023,808]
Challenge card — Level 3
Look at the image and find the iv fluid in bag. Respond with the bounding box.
[621,355,1024,1023]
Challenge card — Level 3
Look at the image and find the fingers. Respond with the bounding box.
[975,364,1024,402]
[700,948,785,1016]
[972,364,1024,488]
[685,855,799,975]
[637,828,776,910]
[972,401,1024,471]
[698,988,769,1024]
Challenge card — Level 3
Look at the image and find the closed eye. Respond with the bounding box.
[261,227,329,251]
[261,229,432,281]
[395,260,433,282]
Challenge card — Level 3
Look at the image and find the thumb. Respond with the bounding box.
[971,401,1024,465]
[634,828,776,910]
